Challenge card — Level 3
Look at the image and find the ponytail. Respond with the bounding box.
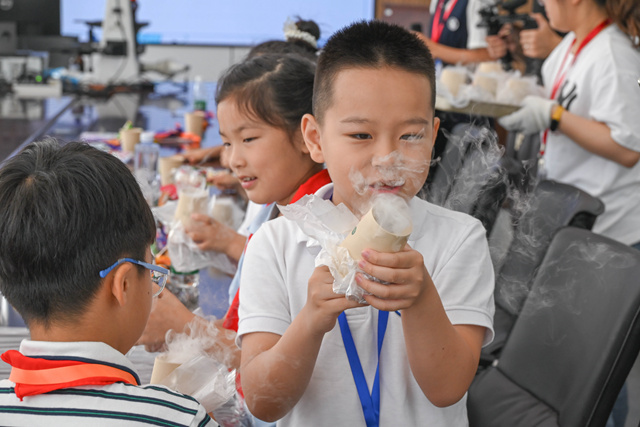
[284,17,321,52]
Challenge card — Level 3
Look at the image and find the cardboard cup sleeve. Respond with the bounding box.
[174,189,209,227]
[440,68,467,97]
[120,127,142,152]
[473,74,498,97]
[159,155,185,186]
[340,206,412,261]
[150,355,182,385]
[477,61,503,74]
[184,112,205,137]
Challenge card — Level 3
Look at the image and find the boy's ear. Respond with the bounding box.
[110,263,135,307]
[432,117,440,146]
[301,113,325,164]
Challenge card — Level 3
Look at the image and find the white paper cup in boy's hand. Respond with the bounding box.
[340,194,413,261]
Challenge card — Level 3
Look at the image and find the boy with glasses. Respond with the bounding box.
[0,139,214,426]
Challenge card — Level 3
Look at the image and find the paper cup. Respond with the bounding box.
[506,78,531,104]
[440,68,467,97]
[149,355,182,385]
[473,74,498,97]
[210,199,234,227]
[477,61,503,74]
[159,155,185,186]
[340,206,413,261]
[120,127,142,152]
[184,112,205,137]
[174,189,209,227]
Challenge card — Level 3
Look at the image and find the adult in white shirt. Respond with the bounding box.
[499,0,640,249]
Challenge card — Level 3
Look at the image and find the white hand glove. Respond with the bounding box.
[498,95,555,134]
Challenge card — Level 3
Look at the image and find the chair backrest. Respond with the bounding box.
[495,180,605,316]
[424,123,508,234]
[480,180,605,366]
[469,227,640,427]
[503,130,540,191]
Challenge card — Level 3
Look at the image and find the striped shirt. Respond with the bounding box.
[0,340,217,426]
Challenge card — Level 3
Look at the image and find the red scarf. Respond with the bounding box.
[222,169,331,332]
[1,349,139,400]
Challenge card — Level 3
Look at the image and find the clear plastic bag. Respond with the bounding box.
[153,317,250,422]
[151,193,243,275]
[280,194,414,303]
[279,195,365,302]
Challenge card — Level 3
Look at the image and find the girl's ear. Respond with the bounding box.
[301,113,325,164]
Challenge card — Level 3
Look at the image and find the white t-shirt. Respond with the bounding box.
[237,201,264,237]
[429,0,490,50]
[238,184,495,427]
[541,25,640,245]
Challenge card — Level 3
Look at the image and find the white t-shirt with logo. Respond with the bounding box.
[541,25,640,245]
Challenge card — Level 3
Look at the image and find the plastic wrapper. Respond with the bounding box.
[496,73,544,105]
[436,65,472,108]
[150,318,252,425]
[151,193,244,275]
[280,193,413,303]
[437,66,544,108]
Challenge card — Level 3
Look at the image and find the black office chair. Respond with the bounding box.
[481,180,605,366]
[468,227,640,427]
[423,123,508,234]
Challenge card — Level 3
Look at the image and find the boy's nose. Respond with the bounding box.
[371,139,400,167]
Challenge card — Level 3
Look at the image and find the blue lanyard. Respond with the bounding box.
[338,310,389,427]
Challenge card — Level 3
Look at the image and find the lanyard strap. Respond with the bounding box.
[430,0,460,43]
[339,310,389,427]
[540,18,612,154]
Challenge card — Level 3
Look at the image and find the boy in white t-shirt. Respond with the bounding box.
[237,21,495,426]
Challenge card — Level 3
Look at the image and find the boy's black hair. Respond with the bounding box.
[0,139,156,326]
[215,53,316,138]
[313,20,436,123]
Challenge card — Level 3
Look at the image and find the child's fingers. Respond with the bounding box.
[363,293,412,312]
[190,213,211,223]
[360,246,419,269]
[358,260,404,284]
[356,273,420,301]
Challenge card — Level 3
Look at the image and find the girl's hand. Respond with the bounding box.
[355,245,431,312]
[207,170,242,192]
[185,213,239,253]
[302,265,366,335]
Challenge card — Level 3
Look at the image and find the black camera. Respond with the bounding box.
[478,0,538,69]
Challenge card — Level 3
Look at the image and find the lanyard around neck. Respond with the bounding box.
[431,0,460,43]
[338,310,389,427]
[540,18,612,154]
